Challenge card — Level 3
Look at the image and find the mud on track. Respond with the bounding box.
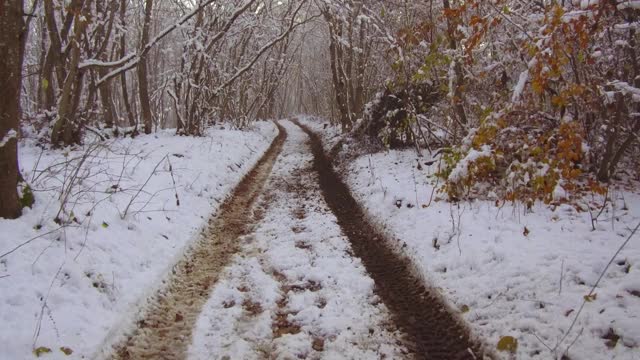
[111,123,287,360]
[293,120,488,360]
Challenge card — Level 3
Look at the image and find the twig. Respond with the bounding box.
[559,259,565,296]
[187,172,202,190]
[55,143,104,222]
[481,291,505,309]
[563,327,585,358]
[532,331,554,353]
[554,220,640,351]
[32,262,65,348]
[166,157,180,206]
[412,167,419,208]
[121,155,168,219]
[487,1,535,42]
[454,203,465,255]
[0,227,65,260]
[30,147,45,183]
[74,209,95,261]
[588,184,610,231]
[367,155,376,186]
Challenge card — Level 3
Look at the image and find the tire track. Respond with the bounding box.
[188,120,409,359]
[111,123,287,359]
[293,119,489,360]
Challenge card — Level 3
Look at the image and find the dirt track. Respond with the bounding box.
[110,120,487,359]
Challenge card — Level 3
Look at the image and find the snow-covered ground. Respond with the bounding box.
[189,120,407,359]
[0,123,276,359]
[302,117,640,360]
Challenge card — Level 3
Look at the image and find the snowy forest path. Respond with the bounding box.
[111,119,486,360]
[111,122,287,359]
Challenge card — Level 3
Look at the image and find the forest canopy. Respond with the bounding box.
[1,0,640,217]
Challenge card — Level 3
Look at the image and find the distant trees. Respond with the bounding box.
[4,0,313,219]
[18,0,312,146]
[294,0,380,133]
[0,0,26,218]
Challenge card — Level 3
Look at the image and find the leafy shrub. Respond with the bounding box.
[438,113,606,204]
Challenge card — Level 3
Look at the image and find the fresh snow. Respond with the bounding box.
[512,70,529,103]
[302,117,640,360]
[188,121,406,359]
[0,129,18,148]
[0,123,276,359]
[448,145,493,183]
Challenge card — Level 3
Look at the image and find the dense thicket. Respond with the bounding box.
[293,0,640,204]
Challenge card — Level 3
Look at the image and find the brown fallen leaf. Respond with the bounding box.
[312,338,325,351]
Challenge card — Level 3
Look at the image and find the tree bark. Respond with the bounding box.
[95,0,118,129]
[138,0,154,134]
[0,0,26,218]
[119,0,136,129]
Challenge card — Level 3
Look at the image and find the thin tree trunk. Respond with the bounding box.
[324,12,351,132]
[442,0,467,138]
[354,20,367,117]
[95,0,118,129]
[138,0,154,134]
[42,0,66,93]
[119,0,136,129]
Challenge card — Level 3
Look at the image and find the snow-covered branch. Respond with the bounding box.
[92,0,222,86]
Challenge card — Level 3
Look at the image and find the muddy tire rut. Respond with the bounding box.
[111,123,286,359]
[293,120,488,360]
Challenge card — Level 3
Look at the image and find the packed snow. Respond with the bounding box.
[189,121,407,359]
[302,117,640,360]
[0,123,277,359]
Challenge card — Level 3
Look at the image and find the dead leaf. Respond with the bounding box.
[33,347,52,357]
[496,336,518,353]
[584,293,597,302]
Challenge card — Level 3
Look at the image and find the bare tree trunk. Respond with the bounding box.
[93,1,118,129]
[119,0,136,130]
[51,0,92,146]
[37,17,55,112]
[138,0,154,134]
[353,19,367,118]
[0,0,26,218]
[597,92,629,182]
[324,11,351,132]
[442,0,467,139]
[42,0,65,93]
